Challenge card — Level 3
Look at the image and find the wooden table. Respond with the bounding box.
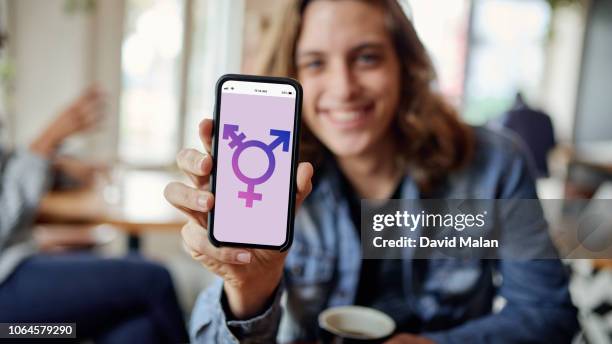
[552,142,612,199]
[561,141,612,174]
[37,168,188,250]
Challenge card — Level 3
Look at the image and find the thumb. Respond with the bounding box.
[295,162,314,210]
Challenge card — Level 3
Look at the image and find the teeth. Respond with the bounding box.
[329,110,362,122]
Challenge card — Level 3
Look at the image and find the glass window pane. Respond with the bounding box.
[183,0,244,150]
[464,0,550,124]
[184,0,208,150]
[408,0,471,105]
[119,0,185,166]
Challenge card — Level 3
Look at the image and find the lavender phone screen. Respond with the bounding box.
[212,80,297,246]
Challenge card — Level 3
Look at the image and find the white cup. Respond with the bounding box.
[318,305,396,343]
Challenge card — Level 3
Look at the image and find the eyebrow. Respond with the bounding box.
[296,42,386,59]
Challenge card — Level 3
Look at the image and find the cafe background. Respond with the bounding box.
[0,0,611,342]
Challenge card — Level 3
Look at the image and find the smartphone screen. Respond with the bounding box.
[209,75,301,249]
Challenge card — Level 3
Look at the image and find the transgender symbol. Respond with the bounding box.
[223,124,290,208]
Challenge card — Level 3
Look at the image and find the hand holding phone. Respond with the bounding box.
[164,77,313,319]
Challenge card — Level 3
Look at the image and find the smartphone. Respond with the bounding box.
[208,74,302,251]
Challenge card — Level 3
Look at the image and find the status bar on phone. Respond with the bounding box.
[221,80,296,98]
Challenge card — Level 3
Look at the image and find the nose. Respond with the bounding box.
[326,60,359,101]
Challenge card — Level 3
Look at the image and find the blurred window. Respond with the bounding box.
[119,0,186,166]
[408,0,551,124]
[463,0,551,124]
[183,0,208,150]
[407,0,471,107]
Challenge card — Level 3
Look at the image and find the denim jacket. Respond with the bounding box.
[190,127,578,343]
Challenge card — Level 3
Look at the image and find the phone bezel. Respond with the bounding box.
[208,74,302,251]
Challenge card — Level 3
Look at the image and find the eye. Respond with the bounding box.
[355,53,380,66]
[302,59,324,71]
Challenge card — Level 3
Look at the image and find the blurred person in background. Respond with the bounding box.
[165,0,578,343]
[0,33,188,343]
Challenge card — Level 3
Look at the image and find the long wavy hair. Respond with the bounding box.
[254,0,474,193]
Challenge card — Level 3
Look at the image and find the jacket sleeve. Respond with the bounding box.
[425,138,578,343]
[424,259,578,344]
[0,148,51,247]
[190,277,284,344]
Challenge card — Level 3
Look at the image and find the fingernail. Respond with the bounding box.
[236,252,251,263]
[197,195,209,210]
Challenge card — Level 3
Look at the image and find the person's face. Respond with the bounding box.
[296,0,401,158]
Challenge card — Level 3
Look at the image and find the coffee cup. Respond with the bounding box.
[318,305,396,343]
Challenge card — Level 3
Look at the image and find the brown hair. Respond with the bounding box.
[254,0,474,193]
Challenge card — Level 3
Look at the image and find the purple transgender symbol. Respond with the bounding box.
[222,124,290,208]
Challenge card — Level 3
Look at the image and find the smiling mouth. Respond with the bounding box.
[320,103,374,129]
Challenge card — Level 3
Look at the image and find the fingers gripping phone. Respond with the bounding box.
[208,74,302,251]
